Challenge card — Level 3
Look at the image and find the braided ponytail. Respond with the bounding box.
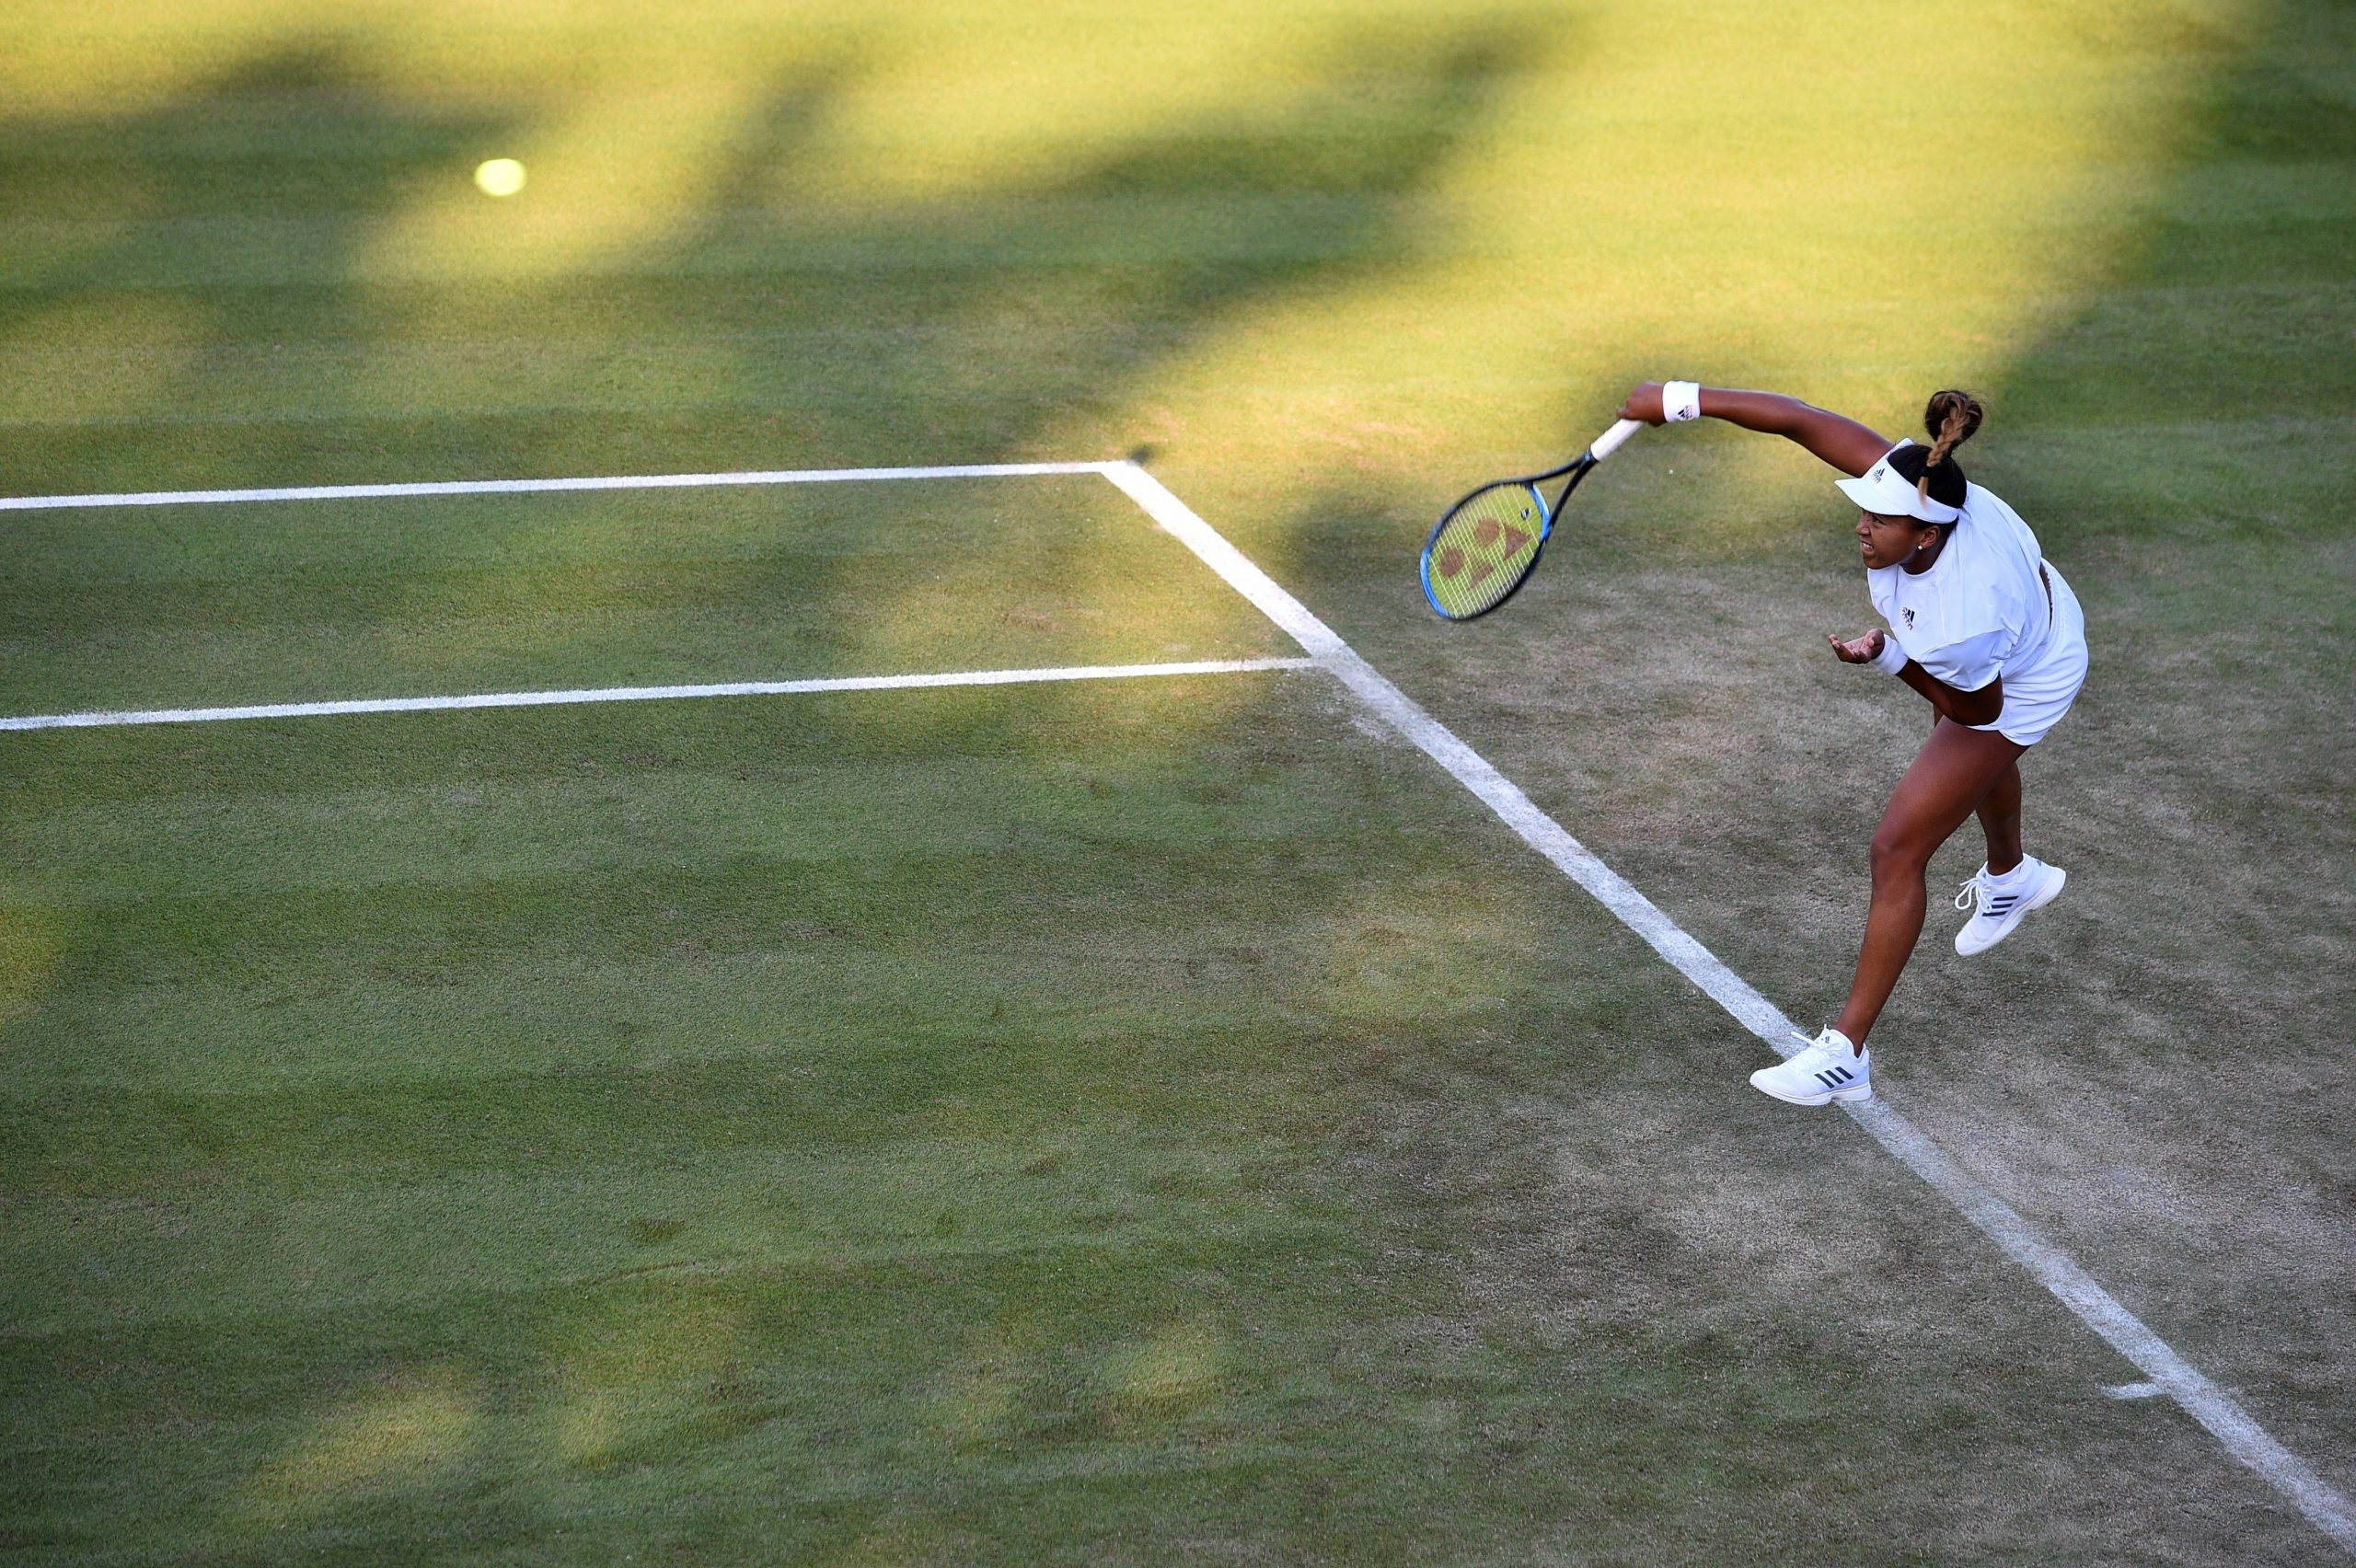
[1917,389,1983,508]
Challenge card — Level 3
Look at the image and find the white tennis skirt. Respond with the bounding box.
[1972,562,2088,747]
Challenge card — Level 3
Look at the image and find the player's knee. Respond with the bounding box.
[1868,828,1931,882]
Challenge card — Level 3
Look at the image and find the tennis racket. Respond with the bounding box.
[1419,418,1645,619]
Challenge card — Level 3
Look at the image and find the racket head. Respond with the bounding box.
[1419,478,1556,619]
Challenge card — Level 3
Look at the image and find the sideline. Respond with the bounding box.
[1103,458,2356,1556]
[0,658,1315,732]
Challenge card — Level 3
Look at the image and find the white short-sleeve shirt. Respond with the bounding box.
[1865,444,2055,694]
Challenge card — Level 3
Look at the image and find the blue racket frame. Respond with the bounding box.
[1418,419,1644,619]
[1418,454,1596,621]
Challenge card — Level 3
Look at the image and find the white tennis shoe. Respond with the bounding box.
[1749,1028,1872,1106]
[1953,856,2067,956]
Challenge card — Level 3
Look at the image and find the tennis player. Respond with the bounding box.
[1617,381,2088,1105]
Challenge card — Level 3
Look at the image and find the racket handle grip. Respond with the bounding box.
[1587,418,1644,463]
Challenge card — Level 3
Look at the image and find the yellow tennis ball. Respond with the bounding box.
[473,158,526,197]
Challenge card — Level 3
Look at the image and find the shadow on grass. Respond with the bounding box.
[0,28,1538,489]
[0,18,1654,1562]
[0,24,1548,714]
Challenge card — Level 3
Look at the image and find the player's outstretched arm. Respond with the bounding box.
[1619,382,1889,478]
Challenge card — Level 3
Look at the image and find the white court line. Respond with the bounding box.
[1103,459,2356,1556]
[0,459,1118,513]
[0,658,1315,732]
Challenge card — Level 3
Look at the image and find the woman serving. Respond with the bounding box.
[1618,381,2089,1105]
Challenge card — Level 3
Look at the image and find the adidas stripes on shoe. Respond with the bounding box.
[1750,1028,1872,1106]
[1954,856,2067,956]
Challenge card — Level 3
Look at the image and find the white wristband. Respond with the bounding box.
[1871,631,1910,674]
[1662,380,1703,422]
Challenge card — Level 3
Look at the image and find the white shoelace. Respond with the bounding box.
[1783,1029,1865,1083]
[1957,867,2035,915]
[1791,1028,1854,1063]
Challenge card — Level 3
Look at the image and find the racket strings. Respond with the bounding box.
[1424,482,1548,617]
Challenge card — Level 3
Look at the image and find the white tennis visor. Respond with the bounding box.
[1836,442,1961,525]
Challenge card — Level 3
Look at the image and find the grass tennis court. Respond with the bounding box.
[4,0,2352,1562]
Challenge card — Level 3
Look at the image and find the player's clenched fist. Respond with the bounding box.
[1617,382,1666,424]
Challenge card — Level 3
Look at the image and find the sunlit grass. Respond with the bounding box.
[1108,0,2266,553]
[0,0,2261,567]
[236,1367,477,1526]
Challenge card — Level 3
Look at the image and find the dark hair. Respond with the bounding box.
[1882,389,1984,514]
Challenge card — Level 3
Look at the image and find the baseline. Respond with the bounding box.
[1101,459,2356,1556]
[0,658,1315,732]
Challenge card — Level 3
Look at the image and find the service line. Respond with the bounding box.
[0,658,1315,732]
[0,459,1120,513]
[1101,459,2356,1557]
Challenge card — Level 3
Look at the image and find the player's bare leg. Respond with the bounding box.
[1954,750,2069,955]
[1975,756,2024,876]
[1831,720,2027,1049]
